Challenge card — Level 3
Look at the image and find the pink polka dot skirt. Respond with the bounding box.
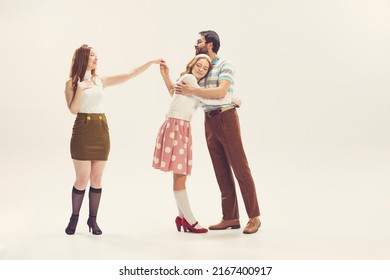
[153,118,193,175]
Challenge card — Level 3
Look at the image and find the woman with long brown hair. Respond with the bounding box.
[64,44,162,235]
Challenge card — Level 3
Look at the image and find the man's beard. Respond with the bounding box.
[195,47,208,55]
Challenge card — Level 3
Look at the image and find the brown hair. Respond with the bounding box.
[180,54,212,81]
[69,44,96,92]
[199,30,220,53]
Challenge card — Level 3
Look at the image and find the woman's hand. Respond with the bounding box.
[159,60,174,95]
[160,60,169,76]
[153,58,165,65]
[77,78,92,91]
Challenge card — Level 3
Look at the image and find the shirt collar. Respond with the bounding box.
[211,55,220,66]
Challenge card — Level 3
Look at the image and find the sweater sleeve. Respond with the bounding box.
[180,74,200,88]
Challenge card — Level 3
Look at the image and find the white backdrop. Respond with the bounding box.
[0,0,389,260]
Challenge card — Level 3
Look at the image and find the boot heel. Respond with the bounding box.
[87,216,102,235]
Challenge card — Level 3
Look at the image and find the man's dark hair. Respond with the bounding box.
[199,30,220,53]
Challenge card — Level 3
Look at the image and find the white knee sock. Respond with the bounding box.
[174,190,202,229]
[175,202,184,219]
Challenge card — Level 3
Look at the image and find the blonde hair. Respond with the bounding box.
[179,54,212,80]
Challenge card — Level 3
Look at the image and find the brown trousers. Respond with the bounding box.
[205,108,260,220]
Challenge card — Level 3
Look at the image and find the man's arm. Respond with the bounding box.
[175,80,231,99]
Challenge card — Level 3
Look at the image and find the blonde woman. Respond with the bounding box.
[154,54,241,233]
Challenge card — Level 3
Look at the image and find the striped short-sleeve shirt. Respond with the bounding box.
[198,55,235,111]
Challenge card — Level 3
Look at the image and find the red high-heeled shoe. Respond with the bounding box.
[182,218,208,233]
[175,216,183,232]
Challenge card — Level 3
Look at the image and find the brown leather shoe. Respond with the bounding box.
[243,217,261,234]
[209,219,240,230]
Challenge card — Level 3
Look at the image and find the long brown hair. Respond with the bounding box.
[179,54,212,81]
[69,44,96,92]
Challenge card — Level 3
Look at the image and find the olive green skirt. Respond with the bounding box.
[70,113,110,161]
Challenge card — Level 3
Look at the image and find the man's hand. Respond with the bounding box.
[174,81,194,95]
[232,97,242,108]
